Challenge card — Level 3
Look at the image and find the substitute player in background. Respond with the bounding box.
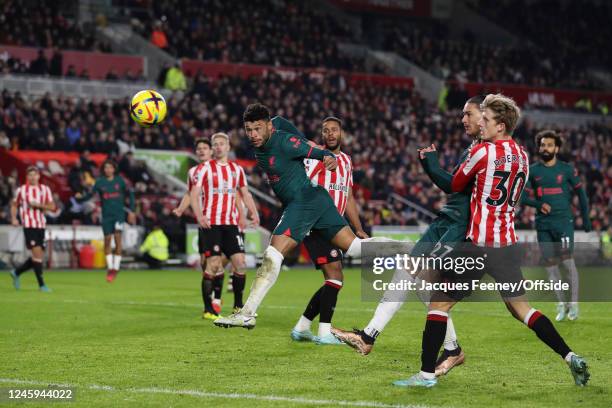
[191,132,259,320]
[9,166,55,292]
[291,116,368,345]
[332,96,486,375]
[78,160,135,282]
[521,130,591,321]
[214,103,394,329]
[397,94,589,388]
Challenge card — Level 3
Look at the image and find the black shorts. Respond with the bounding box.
[435,242,526,301]
[24,228,46,249]
[303,230,342,269]
[199,225,244,258]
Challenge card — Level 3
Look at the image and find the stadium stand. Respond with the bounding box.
[468,0,612,70]
[0,0,112,52]
[379,21,601,90]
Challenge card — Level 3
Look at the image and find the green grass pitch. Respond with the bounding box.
[1,268,611,407]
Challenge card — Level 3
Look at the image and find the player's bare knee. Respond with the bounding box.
[322,262,343,282]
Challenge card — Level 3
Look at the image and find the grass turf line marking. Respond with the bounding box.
[0,378,435,408]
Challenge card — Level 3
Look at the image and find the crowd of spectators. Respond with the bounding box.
[380,22,601,90]
[468,0,612,70]
[132,0,370,72]
[1,68,610,233]
[0,0,112,53]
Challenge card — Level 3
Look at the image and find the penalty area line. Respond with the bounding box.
[0,378,434,408]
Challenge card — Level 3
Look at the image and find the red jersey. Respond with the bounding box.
[196,160,247,225]
[452,139,529,247]
[304,151,353,215]
[14,183,54,229]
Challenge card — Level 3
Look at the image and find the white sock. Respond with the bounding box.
[364,301,404,339]
[212,298,221,306]
[113,255,122,271]
[561,258,579,304]
[106,254,113,270]
[564,351,576,364]
[363,266,411,338]
[443,316,458,351]
[420,370,436,380]
[294,315,312,332]
[318,322,331,337]
[241,246,284,316]
[345,237,395,258]
[545,264,565,303]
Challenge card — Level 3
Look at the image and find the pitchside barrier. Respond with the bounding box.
[0,225,144,269]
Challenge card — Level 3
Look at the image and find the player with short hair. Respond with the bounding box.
[397,94,589,388]
[521,130,591,321]
[214,103,394,329]
[190,132,259,320]
[78,160,135,282]
[332,96,484,375]
[10,166,55,292]
[291,116,368,345]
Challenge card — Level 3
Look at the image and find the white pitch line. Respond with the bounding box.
[0,378,434,408]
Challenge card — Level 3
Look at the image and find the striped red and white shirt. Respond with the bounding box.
[187,164,200,192]
[13,183,54,229]
[304,151,353,215]
[195,160,247,225]
[452,139,529,247]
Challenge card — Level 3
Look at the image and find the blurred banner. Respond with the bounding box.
[0,45,145,80]
[461,81,612,109]
[134,149,195,185]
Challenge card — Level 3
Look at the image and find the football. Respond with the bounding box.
[130,90,167,127]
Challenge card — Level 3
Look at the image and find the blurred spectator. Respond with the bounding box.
[150,21,168,49]
[29,50,48,76]
[49,49,63,77]
[139,223,169,268]
[164,63,187,91]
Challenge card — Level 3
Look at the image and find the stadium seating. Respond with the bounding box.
[1,68,608,232]
[379,21,600,90]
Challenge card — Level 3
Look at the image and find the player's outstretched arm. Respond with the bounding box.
[280,133,335,162]
[419,146,453,194]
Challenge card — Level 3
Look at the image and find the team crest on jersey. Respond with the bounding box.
[269,156,276,167]
[330,249,338,257]
[214,245,220,252]
[557,174,563,184]
[115,183,119,190]
[30,240,35,246]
